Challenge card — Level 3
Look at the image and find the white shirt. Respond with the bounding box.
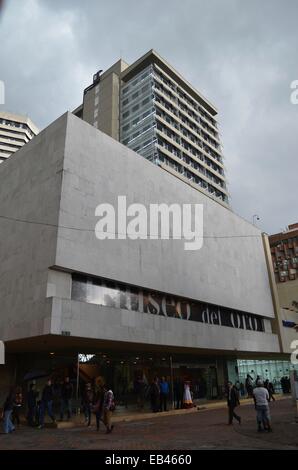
[253,387,269,406]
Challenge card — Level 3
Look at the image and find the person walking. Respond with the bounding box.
[82,383,94,426]
[102,385,115,434]
[253,380,272,432]
[227,381,241,425]
[38,379,56,428]
[2,388,15,434]
[27,383,38,426]
[264,379,275,402]
[60,377,73,421]
[159,376,170,412]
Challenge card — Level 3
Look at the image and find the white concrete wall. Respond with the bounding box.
[49,297,280,353]
[0,112,280,354]
[56,113,275,319]
[0,114,67,341]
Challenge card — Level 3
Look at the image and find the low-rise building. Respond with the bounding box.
[0,112,291,402]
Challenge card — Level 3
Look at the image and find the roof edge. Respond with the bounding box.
[121,49,218,116]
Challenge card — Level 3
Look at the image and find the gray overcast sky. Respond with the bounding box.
[0,0,297,234]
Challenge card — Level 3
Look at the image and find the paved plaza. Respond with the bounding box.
[0,398,298,450]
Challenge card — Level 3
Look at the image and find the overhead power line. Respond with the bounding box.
[0,213,263,240]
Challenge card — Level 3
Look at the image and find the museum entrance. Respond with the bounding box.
[76,351,221,406]
[10,348,223,416]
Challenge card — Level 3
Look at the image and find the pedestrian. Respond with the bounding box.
[264,379,275,402]
[245,374,254,397]
[159,376,170,411]
[60,377,73,421]
[12,386,23,427]
[174,377,184,409]
[149,377,160,413]
[134,375,146,410]
[235,380,241,392]
[255,375,261,387]
[253,380,272,432]
[226,381,241,425]
[92,385,104,431]
[2,388,15,434]
[102,385,115,434]
[183,381,193,408]
[38,379,56,428]
[82,383,94,426]
[284,376,291,393]
[27,383,38,426]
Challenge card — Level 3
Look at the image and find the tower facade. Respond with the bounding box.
[0,111,39,163]
[74,50,229,205]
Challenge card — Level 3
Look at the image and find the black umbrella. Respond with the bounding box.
[23,370,49,381]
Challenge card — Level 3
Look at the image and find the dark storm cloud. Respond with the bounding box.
[0,0,297,233]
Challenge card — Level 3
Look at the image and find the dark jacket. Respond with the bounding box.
[27,390,38,408]
[150,383,160,399]
[42,385,54,403]
[82,389,94,405]
[3,393,14,412]
[61,382,73,400]
[174,380,184,397]
[227,386,240,407]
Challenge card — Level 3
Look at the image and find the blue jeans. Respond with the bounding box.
[39,400,55,425]
[3,410,15,434]
[60,399,72,420]
[256,405,270,427]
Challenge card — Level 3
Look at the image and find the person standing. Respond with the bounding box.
[27,383,38,427]
[183,381,193,408]
[253,380,272,432]
[227,381,241,425]
[12,386,23,427]
[82,383,94,426]
[92,386,104,431]
[102,385,115,434]
[149,377,160,413]
[38,379,56,428]
[174,378,184,409]
[2,389,15,434]
[134,375,146,410]
[245,374,254,397]
[60,377,73,421]
[255,375,262,387]
[159,376,170,412]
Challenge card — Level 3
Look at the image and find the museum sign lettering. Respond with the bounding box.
[72,274,264,333]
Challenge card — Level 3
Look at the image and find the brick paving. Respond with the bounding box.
[0,398,298,450]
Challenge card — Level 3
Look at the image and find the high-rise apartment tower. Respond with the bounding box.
[0,111,39,164]
[74,50,229,205]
